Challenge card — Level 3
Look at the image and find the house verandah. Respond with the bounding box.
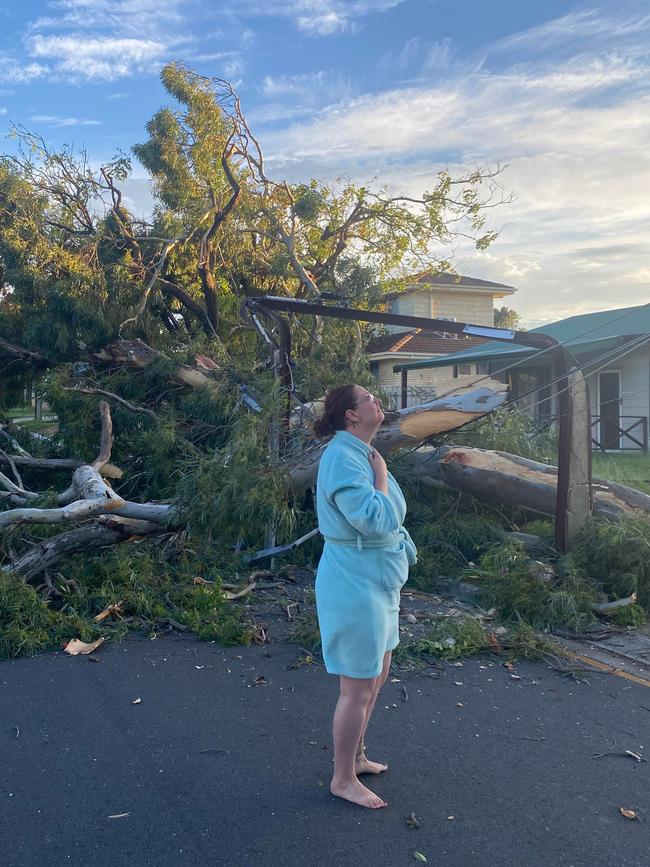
[392,304,650,452]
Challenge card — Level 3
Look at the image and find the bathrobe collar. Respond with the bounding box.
[333,429,373,456]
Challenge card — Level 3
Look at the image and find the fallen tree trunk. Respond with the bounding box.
[593,593,637,614]
[2,517,164,580]
[91,339,221,393]
[288,386,507,492]
[409,445,650,520]
[0,337,47,364]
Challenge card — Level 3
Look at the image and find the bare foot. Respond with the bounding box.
[330,777,387,809]
[355,756,388,775]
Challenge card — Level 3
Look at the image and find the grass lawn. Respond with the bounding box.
[12,419,59,435]
[592,452,650,495]
[4,405,34,419]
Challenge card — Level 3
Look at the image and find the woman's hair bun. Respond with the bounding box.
[313,384,358,439]
[313,415,336,438]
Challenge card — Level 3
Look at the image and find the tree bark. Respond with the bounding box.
[91,339,221,393]
[2,518,164,580]
[0,337,47,364]
[407,445,650,520]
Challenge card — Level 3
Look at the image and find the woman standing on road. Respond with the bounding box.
[313,384,417,810]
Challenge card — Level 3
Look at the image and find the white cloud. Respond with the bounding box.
[0,108,6,115]
[379,36,456,73]
[256,9,650,326]
[489,7,650,56]
[5,0,244,83]
[249,103,315,123]
[263,52,650,164]
[240,29,256,48]
[28,34,167,81]
[30,0,193,38]
[252,70,351,124]
[29,114,103,126]
[260,69,349,98]
[0,60,49,84]
[500,257,542,279]
[180,49,245,79]
[231,0,405,36]
[624,268,650,283]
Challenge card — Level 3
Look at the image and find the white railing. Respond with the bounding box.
[378,385,438,410]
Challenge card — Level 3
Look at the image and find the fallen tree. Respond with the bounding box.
[1,386,508,577]
[407,445,650,520]
[0,401,175,577]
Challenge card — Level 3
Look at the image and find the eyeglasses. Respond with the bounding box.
[353,392,381,407]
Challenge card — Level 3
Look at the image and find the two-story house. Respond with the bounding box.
[366,272,516,407]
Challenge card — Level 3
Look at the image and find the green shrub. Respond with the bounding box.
[0,541,252,659]
[472,541,597,632]
[569,517,650,608]
[0,577,100,660]
[608,604,647,628]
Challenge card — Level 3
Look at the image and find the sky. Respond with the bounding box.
[1,0,649,328]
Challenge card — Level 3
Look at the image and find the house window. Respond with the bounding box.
[458,364,472,375]
[369,361,380,377]
[475,360,508,383]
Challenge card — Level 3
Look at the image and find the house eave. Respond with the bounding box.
[384,283,516,301]
[367,351,446,362]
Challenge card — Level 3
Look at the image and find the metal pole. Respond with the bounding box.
[401,369,408,409]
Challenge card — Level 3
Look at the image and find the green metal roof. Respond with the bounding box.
[393,304,650,372]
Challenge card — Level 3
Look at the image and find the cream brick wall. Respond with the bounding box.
[387,288,496,332]
[431,291,494,326]
[387,292,431,332]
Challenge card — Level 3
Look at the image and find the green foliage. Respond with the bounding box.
[392,471,509,585]
[500,622,568,661]
[608,604,647,627]
[520,519,554,539]
[494,306,522,330]
[473,541,597,632]
[176,586,251,644]
[0,576,99,660]
[394,614,567,667]
[176,407,300,552]
[592,453,650,496]
[0,540,252,659]
[414,616,489,659]
[289,611,322,653]
[450,407,558,464]
[569,517,650,608]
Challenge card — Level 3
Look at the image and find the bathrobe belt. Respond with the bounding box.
[323,531,400,551]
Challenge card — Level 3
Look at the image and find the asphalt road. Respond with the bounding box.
[1,635,649,867]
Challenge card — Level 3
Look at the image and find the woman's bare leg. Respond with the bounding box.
[330,674,388,809]
[356,651,391,775]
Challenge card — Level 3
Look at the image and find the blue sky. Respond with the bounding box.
[1,0,649,327]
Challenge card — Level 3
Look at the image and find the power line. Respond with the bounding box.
[510,331,650,421]
[451,331,650,445]
[405,303,650,407]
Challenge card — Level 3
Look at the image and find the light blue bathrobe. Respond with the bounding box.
[314,429,417,679]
